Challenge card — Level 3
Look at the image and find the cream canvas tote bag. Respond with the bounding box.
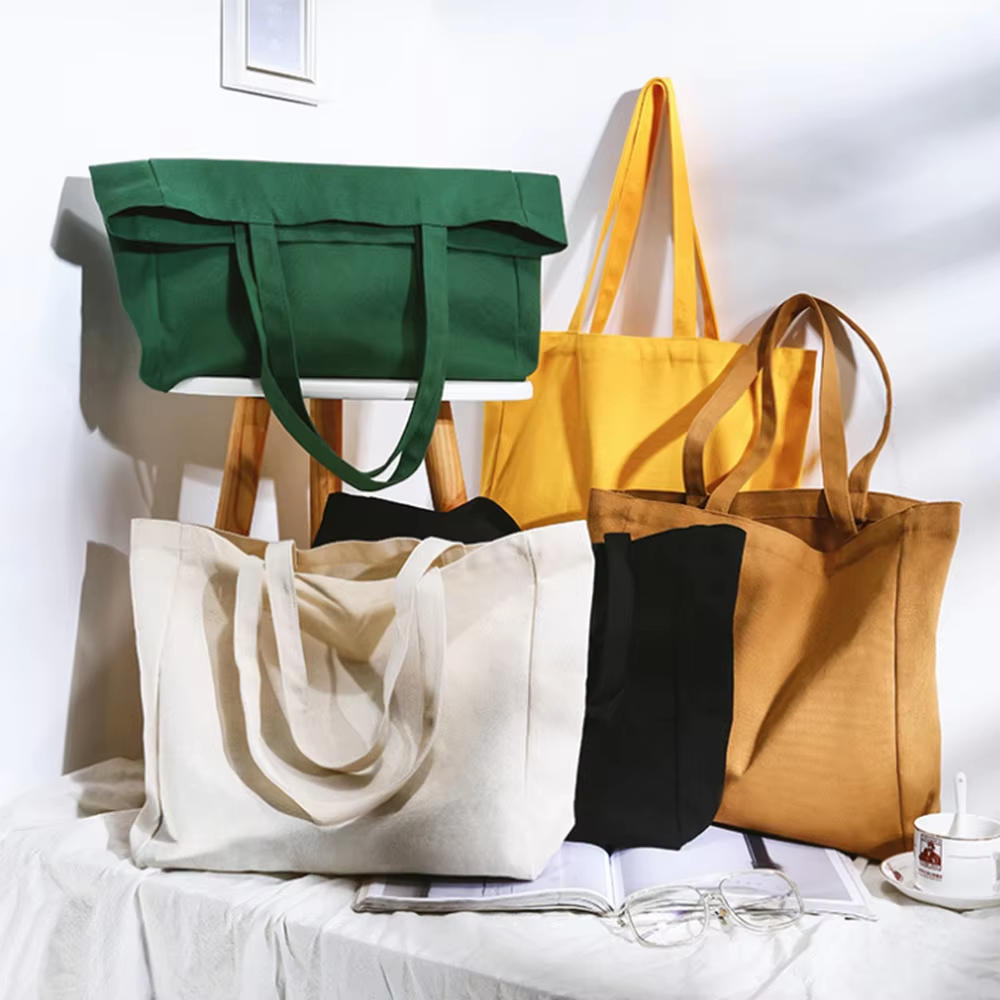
[129,519,594,878]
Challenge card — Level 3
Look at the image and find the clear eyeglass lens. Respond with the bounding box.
[626,888,707,947]
[720,871,803,930]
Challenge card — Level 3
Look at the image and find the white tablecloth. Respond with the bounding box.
[1,760,998,1000]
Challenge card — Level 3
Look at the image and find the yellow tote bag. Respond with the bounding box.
[481,78,817,528]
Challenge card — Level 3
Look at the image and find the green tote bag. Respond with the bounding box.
[89,159,567,491]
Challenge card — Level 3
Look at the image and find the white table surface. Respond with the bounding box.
[170,377,533,401]
[2,760,999,1000]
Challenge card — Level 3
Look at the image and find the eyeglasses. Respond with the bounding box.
[619,869,804,948]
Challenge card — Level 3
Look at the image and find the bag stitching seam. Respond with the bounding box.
[133,527,186,862]
[520,531,540,868]
[893,527,907,854]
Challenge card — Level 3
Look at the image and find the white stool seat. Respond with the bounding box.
[171,377,533,402]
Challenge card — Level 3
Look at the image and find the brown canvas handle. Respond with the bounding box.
[682,294,893,533]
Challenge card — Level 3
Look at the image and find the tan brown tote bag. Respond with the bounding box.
[589,294,960,859]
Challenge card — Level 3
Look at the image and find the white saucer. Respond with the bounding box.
[880,853,1000,911]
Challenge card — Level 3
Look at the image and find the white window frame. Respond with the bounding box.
[221,0,320,106]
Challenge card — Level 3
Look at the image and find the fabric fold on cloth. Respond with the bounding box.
[3,760,1000,999]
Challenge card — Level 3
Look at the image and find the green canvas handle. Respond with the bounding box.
[233,222,449,491]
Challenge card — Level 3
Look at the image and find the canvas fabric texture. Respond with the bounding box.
[481,78,816,528]
[589,294,960,859]
[574,524,747,850]
[312,493,520,546]
[90,159,566,490]
[128,518,594,879]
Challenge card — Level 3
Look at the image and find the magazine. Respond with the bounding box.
[353,825,875,919]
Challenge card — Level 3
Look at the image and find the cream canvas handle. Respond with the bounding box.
[263,536,457,772]
[232,537,455,826]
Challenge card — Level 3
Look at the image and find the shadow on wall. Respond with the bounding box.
[543,89,639,317]
[527,82,856,489]
[62,543,143,773]
[49,175,305,772]
[545,61,1000,334]
[540,86,717,342]
[531,64,1000,482]
[52,176,237,510]
[697,60,1000,306]
[541,85,741,342]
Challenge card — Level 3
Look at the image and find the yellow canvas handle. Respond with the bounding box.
[569,78,718,340]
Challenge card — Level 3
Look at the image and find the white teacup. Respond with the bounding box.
[913,812,1000,898]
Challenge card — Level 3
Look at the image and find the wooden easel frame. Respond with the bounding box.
[214,398,469,539]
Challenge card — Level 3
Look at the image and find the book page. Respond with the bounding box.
[609,827,871,917]
[611,827,751,902]
[361,842,612,907]
[425,842,612,901]
[362,879,434,901]
[758,838,856,903]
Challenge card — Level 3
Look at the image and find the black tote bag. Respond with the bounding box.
[313,493,520,546]
[572,524,747,850]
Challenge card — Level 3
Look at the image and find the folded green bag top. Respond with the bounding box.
[89,159,567,491]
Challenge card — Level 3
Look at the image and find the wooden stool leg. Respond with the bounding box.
[215,397,271,535]
[425,401,468,512]
[308,399,343,542]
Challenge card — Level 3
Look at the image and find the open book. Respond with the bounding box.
[354,826,874,919]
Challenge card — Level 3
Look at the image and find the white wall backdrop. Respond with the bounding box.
[1,0,998,817]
